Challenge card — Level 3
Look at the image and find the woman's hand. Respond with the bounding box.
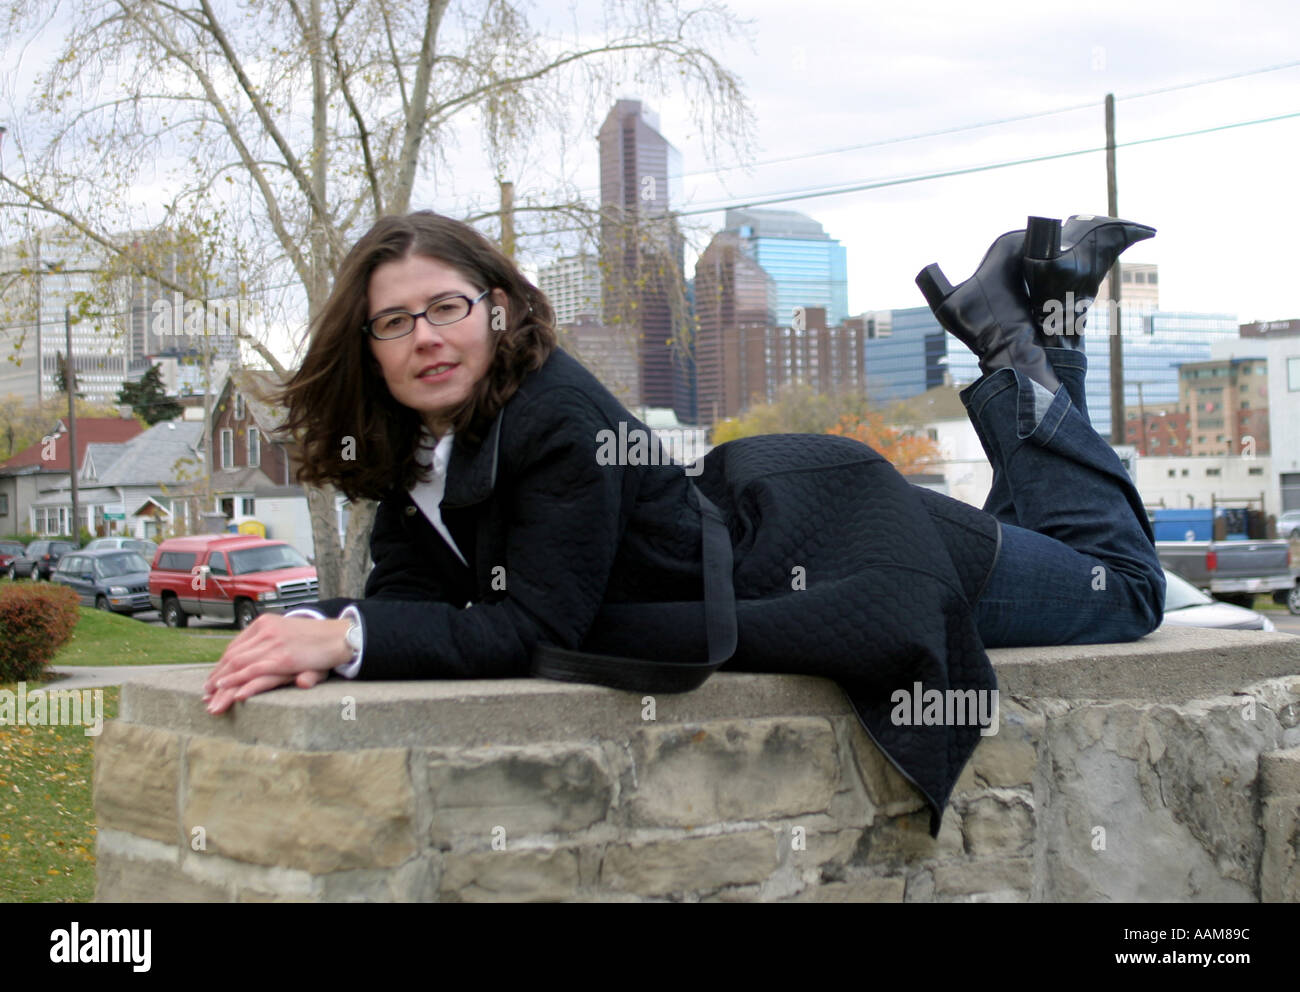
[203,615,353,715]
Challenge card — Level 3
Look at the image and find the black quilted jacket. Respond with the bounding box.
[312,347,1002,834]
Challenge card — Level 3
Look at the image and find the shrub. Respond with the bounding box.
[0,583,80,681]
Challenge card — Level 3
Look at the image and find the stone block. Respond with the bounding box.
[960,793,1034,857]
[183,736,417,874]
[787,876,906,902]
[94,837,230,903]
[853,806,963,868]
[971,699,1042,787]
[425,743,613,845]
[846,723,927,815]
[932,858,1032,899]
[93,722,181,846]
[601,830,777,896]
[625,718,839,828]
[1260,747,1300,798]
[440,847,581,902]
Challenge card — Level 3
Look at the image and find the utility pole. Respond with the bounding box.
[1135,380,1147,455]
[35,237,44,404]
[1106,93,1124,445]
[499,180,515,260]
[65,304,80,543]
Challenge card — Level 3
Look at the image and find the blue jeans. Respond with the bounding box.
[964,347,1165,647]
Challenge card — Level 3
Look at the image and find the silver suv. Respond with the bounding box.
[1278,510,1300,540]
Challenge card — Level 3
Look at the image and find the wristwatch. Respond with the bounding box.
[344,615,363,661]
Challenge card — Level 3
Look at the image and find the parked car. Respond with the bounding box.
[1278,510,1300,541]
[1159,568,1276,632]
[83,536,158,557]
[0,541,26,574]
[8,539,79,580]
[52,549,153,614]
[148,534,319,629]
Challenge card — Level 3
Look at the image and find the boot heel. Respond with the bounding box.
[1025,216,1061,260]
[915,264,954,311]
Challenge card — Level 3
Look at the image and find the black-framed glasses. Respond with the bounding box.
[364,288,491,340]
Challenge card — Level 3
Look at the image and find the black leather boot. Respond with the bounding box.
[1023,213,1156,349]
[916,230,1060,394]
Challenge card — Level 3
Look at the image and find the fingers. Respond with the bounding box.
[202,614,344,714]
[204,672,295,715]
[296,669,328,689]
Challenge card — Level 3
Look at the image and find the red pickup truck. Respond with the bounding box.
[148,534,319,629]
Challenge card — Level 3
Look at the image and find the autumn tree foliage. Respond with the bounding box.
[826,411,941,475]
[709,383,942,475]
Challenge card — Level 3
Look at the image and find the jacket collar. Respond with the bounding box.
[441,408,502,508]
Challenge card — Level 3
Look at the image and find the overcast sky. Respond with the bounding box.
[5,0,1299,344]
[428,0,1300,324]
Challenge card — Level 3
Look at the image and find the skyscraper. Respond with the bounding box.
[538,254,602,325]
[724,208,849,328]
[598,99,689,417]
[694,231,777,424]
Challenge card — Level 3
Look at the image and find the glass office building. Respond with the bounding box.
[876,305,1238,437]
[724,209,849,327]
[863,307,948,403]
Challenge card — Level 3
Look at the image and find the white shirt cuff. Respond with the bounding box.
[284,605,364,679]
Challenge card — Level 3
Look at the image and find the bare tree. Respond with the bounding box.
[0,0,753,597]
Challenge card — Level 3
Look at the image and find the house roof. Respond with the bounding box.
[0,417,144,472]
[96,420,206,487]
[81,442,129,482]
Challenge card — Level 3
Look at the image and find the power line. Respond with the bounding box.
[532,108,1300,233]
[542,57,1300,199]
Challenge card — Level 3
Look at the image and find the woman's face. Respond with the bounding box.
[366,252,503,435]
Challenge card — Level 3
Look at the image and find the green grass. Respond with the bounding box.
[0,685,119,903]
[51,607,234,666]
[0,608,236,901]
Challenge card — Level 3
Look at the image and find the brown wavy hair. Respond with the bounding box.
[278,211,557,501]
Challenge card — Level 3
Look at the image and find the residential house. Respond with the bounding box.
[193,370,325,558]
[36,420,208,539]
[0,415,144,536]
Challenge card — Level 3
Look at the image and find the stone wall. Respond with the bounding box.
[93,626,1300,902]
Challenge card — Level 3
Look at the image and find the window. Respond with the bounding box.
[158,551,197,572]
[1167,469,1176,478]
[247,427,260,468]
[1148,271,1157,284]
[241,498,255,516]
[234,393,245,419]
[209,552,228,576]
[1181,469,1189,477]
[0,493,7,516]
[1289,357,1300,391]
[221,428,234,469]
[1241,401,1250,409]
[1206,468,1221,477]
[1249,467,1264,476]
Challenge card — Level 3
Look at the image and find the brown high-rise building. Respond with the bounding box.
[694,231,777,424]
[694,228,867,426]
[598,100,688,416]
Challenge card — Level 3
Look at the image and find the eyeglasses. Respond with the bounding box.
[364,288,491,340]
